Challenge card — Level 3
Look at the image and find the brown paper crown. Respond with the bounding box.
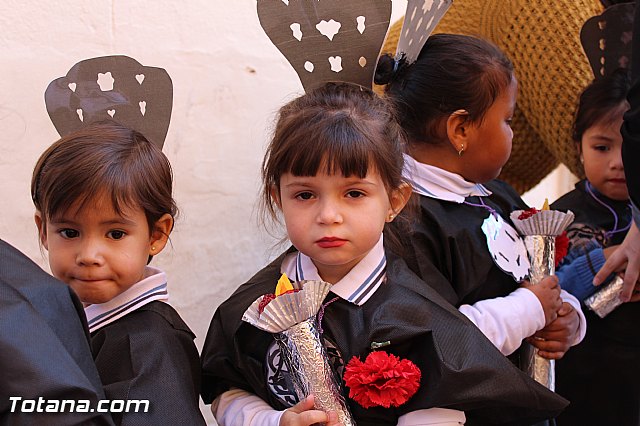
[381,0,605,193]
[581,3,635,79]
[45,55,173,149]
[256,0,393,91]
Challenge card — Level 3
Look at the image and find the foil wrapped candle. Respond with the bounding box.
[510,202,574,391]
[584,275,624,318]
[242,274,356,425]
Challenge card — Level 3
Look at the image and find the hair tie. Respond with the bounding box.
[393,58,400,74]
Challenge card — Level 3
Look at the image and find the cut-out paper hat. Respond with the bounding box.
[257,0,393,91]
[581,2,635,78]
[45,55,172,149]
[394,0,453,64]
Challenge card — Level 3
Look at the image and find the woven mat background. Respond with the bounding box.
[380,0,603,193]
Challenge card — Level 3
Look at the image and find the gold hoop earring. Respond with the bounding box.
[458,144,465,156]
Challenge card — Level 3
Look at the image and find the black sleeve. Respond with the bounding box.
[621,2,640,210]
[0,239,114,426]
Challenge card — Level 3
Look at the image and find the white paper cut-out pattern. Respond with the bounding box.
[97,72,114,91]
[328,56,342,72]
[316,19,341,41]
[304,61,315,72]
[290,23,303,41]
[356,16,366,34]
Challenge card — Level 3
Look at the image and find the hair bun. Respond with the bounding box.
[374,54,397,85]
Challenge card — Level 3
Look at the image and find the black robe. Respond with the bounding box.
[400,180,528,308]
[552,180,640,426]
[0,239,113,426]
[201,248,567,426]
[90,301,205,425]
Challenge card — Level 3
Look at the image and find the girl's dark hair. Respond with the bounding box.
[573,67,631,142]
[377,33,514,146]
[32,121,177,235]
[262,82,408,221]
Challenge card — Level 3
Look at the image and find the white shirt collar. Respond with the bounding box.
[281,235,386,306]
[84,266,169,333]
[402,154,491,203]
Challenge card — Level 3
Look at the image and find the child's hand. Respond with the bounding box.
[526,302,579,359]
[620,272,640,303]
[280,395,342,426]
[602,244,619,260]
[521,276,562,326]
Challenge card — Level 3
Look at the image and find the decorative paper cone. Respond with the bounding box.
[510,210,575,236]
[242,280,332,333]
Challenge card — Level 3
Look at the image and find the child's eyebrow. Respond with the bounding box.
[588,134,616,142]
[100,218,137,226]
[49,217,137,226]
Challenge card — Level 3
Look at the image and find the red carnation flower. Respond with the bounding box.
[555,231,569,267]
[518,207,539,220]
[343,351,421,409]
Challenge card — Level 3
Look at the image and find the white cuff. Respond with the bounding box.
[398,408,466,425]
[212,388,284,426]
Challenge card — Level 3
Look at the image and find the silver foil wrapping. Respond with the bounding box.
[522,235,556,390]
[275,317,356,426]
[584,275,624,318]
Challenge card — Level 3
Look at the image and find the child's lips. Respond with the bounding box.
[316,237,347,248]
[609,178,627,184]
[73,277,108,284]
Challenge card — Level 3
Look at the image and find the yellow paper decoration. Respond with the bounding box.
[275,273,294,296]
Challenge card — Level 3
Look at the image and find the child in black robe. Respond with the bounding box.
[377,34,586,370]
[201,82,568,426]
[551,68,640,426]
[31,121,205,425]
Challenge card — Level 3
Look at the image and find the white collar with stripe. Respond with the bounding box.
[84,266,169,333]
[403,154,491,203]
[281,235,386,306]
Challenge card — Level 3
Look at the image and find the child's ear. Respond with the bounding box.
[387,182,413,221]
[576,141,584,165]
[149,213,174,256]
[270,185,282,209]
[445,109,470,155]
[34,211,48,249]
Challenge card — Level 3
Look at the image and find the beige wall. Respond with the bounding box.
[0,1,574,423]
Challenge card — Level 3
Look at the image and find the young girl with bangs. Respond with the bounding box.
[31,121,205,425]
[551,68,640,426]
[377,34,586,415]
[200,82,568,426]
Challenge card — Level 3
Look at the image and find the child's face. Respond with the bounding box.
[463,77,517,183]
[277,167,405,284]
[35,193,172,305]
[580,115,628,201]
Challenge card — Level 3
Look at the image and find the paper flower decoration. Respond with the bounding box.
[343,351,421,409]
